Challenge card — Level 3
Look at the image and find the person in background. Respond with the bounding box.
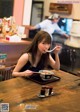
[12,31,62,77]
[26,13,69,40]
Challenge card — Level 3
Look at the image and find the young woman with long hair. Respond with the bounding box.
[12,31,62,77]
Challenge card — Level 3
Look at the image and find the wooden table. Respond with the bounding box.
[0,70,80,112]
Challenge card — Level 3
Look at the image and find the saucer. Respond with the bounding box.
[38,92,54,98]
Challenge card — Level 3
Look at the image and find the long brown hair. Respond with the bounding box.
[26,31,52,67]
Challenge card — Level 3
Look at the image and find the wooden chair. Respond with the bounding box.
[0,65,15,81]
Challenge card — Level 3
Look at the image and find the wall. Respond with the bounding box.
[13,0,32,25]
[13,0,80,25]
[13,0,24,25]
[44,0,80,20]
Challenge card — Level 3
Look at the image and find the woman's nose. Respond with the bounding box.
[45,44,50,49]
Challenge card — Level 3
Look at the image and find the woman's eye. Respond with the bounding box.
[42,42,45,44]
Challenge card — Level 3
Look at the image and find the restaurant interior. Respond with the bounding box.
[0,0,80,112]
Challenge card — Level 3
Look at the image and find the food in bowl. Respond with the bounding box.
[39,70,54,80]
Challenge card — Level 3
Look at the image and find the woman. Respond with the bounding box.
[12,31,62,77]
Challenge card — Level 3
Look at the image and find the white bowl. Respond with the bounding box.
[39,70,54,81]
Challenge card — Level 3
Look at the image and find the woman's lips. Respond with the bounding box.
[43,49,48,53]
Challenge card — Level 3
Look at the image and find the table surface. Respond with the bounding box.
[0,70,80,112]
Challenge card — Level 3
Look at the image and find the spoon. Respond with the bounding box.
[46,46,57,53]
[33,72,41,74]
[33,70,54,74]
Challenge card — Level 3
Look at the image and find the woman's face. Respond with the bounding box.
[38,40,51,54]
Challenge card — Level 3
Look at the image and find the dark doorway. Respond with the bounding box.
[0,0,14,18]
[30,1,44,25]
[29,1,44,39]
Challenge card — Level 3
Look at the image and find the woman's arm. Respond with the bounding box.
[12,53,33,77]
[49,54,60,70]
[49,46,62,70]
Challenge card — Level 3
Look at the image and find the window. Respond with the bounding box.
[58,18,73,34]
[30,1,44,25]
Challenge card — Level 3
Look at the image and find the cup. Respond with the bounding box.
[40,70,54,81]
[39,86,53,97]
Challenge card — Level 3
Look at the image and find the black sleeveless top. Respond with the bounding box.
[20,61,45,72]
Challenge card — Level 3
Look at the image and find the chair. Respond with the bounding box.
[0,65,15,81]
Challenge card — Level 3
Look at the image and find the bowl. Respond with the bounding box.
[39,70,54,81]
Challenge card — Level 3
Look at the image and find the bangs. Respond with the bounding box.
[43,36,51,44]
[38,31,51,44]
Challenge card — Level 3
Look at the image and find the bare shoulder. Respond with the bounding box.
[13,53,29,72]
[21,53,28,58]
[18,53,29,62]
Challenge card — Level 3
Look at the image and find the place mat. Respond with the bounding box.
[26,74,61,85]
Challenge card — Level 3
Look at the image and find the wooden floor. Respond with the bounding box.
[0,70,80,112]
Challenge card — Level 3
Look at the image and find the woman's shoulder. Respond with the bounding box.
[21,53,28,58]
[16,53,29,67]
[19,53,29,62]
[22,53,32,61]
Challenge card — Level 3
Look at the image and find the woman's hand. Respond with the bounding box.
[24,70,33,77]
[53,45,62,54]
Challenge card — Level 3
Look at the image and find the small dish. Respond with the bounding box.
[38,92,54,98]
